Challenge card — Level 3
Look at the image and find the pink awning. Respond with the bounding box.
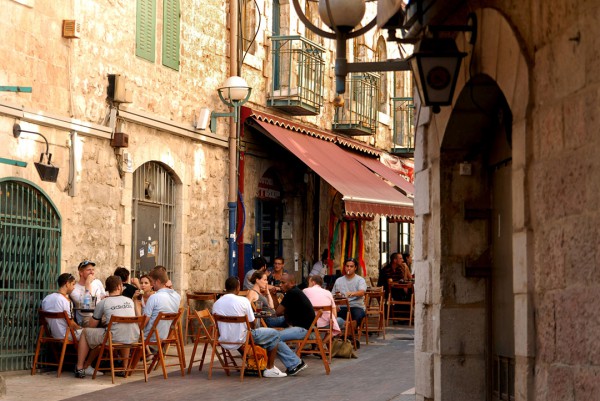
[350,154,415,198]
[251,119,413,221]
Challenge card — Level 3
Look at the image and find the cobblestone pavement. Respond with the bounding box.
[2,325,415,401]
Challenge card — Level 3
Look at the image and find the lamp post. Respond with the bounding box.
[211,76,252,278]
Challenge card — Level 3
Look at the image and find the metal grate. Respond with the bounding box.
[493,355,515,401]
[391,97,415,152]
[131,162,176,280]
[333,73,379,136]
[0,179,61,371]
[268,35,326,115]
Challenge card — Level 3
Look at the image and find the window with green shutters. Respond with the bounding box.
[136,0,156,62]
[162,0,180,70]
[136,0,180,71]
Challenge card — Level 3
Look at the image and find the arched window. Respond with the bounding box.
[376,36,388,114]
[131,162,177,280]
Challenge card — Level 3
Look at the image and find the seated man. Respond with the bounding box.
[309,249,329,278]
[213,277,307,377]
[143,266,180,341]
[113,266,140,299]
[41,273,82,340]
[303,275,343,337]
[378,252,411,300]
[332,258,367,329]
[276,273,315,352]
[74,276,138,378]
[71,260,106,327]
[243,256,268,290]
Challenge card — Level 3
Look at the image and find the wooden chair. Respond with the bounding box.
[334,297,358,350]
[285,309,330,374]
[359,288,386,344]
[187,309,217,374]
[387,282,414,326]
[208,314,262,381]
[369,277,377,287]
[31,310,79,377]
[91,315,148,383]
[185,293,217,343]
[313,305,336,364]
[145,310,186,379]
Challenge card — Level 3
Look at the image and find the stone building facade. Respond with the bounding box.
[413,2,600,401]
[0,0,413,371]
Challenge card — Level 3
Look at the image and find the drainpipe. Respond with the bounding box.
[228,0,240,279]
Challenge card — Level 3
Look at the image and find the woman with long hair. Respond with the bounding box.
[247,271,285,328]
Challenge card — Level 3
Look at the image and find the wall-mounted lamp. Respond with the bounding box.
[291,0,477,113]
[13,123,60,182]
[210,76,252,133]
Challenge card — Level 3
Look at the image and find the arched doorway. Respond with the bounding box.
[131,162,177,280]
[255,168,283,266]
[0,178,61,371]
[442,74,514,400]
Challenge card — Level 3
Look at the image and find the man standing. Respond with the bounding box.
[73,276,138,378]
[41,273,82,340]
[71,260,106,327]
[275,272,314,372]
[332,258,367,327]
[213,277,307,377]
[143,266,180,341]
[303,275,342,336]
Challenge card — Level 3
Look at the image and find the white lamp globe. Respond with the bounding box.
[220,76,250,101]
[318,0,365,30]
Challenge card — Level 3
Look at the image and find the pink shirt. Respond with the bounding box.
[303,285,341,336]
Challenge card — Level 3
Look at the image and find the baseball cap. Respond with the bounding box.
[78,259,96,270]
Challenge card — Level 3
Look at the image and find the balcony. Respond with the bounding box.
[391,97,415,156]
[267,35,325,116]
[332,73,379,136]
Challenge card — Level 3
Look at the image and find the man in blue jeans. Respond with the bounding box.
[276,273,314,374]
[212,277,306,377]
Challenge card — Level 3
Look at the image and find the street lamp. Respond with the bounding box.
[211,76,252,277]
[291,0,477,113]
[13,123,60,182]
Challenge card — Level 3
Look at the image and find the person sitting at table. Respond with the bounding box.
[309,249,329,278]
[213,276,306,377]
[41,273,83,340]
[303,275,343,337]
[134,274,155,316]
[276,273,315,356]
[74,275,138,378]
[247,271,286,328]
[143,266,180,342]
[243,256,269,290]
[268,256,287,291]
[378,252,412,301]
[151,265,173,289]
[71,259,107,327]
[332,258,367,329]
[113,266,140,299]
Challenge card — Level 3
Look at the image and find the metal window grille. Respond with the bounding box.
[493,355,515,401]
[0,179,61,371]
[392,97,415,150]
[333,73,379,136]
[131,162,176,280]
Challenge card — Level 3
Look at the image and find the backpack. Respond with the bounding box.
[244,344,268,371]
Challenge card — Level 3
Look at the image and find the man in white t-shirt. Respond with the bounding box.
[74,275,138,378]
[71,260,106,327]
[41,273,82,340]
[213,277,307,377]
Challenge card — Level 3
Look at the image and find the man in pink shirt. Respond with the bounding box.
[302,275,342,336]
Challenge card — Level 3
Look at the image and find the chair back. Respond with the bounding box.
[286,308,330,374]
[185,293,218,342]
[39,310,78,343]
[146,310,182,343]
[32,310,78,377]
[104,315,145,343]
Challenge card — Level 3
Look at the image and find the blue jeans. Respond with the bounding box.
[279,326,307,342]
[339,307,366,328]
[251,328,301,370]
[265,315,286,328]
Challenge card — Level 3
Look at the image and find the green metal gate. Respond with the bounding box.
[0,178,61,371]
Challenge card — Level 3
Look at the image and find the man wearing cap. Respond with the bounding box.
[71,260,106,327]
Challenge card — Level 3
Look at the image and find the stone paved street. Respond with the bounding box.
[3,326,414,401]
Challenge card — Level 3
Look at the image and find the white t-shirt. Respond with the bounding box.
[310,261,326,277]
[71,279,106,321]
[93,295,139,344]
[212,293,255,350]
[41,292,77,339]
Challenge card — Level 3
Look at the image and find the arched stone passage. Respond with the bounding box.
[414,7,533,401]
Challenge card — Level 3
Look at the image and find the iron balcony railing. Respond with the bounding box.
[268,35,325,116]
[332,72,379,136]
[391,97,415,153]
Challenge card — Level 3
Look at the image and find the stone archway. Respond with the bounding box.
[414,7,532,401]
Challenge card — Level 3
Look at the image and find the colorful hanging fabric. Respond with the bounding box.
[358,221,366,275]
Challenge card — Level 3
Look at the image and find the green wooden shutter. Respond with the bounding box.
[136,0,156,62]
[162,0,180,70]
